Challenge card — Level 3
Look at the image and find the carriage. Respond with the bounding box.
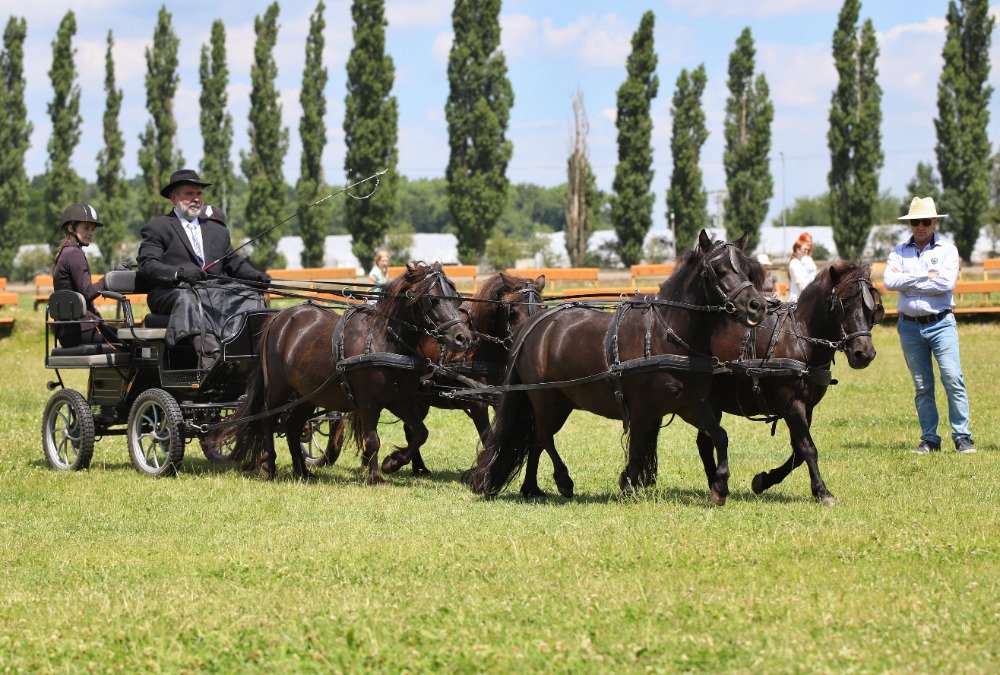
[39,269,306,477]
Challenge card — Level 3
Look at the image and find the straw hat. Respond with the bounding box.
[899,196,949,220]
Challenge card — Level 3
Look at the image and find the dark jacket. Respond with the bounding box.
[53,240,105,317]
[137,211,266,289]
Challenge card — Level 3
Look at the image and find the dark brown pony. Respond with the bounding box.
[468,231,767,500]
[218,262,472,483]
[377,272,547,476]
[697,260,883,505]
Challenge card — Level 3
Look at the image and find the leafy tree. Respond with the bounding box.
[827,0,883,260]
[667,65,709,250]
[199,20,235,217]
[566,90,599,266]
[138,6,182,220]
[394,177,450,233]
[44,11,84,236]
[902,162,943,214]
[96,31,129,266]
[297,2,328,268]
[445,0,513,262]
[986,145,1000,253]
[610,11,657,266]
[935,0,994,261]
[0,17,32,274]
[241,3,289,270]
[772,193,832,231]
[723,28,773,252]
[344,0,398,263]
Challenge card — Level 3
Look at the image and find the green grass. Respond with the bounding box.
[1,309,998,671]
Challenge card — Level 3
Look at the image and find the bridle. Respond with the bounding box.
[470,280,544,350]
[798,276,882,352]
[701,242,758,315]
[411,268,466,341]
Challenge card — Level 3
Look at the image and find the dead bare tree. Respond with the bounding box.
[565,89,596,267]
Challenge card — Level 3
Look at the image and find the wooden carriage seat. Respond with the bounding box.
[45,290,130,368]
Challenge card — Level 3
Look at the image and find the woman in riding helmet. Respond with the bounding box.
[51,203,114,347]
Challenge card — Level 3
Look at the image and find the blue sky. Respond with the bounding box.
[4,0,1000,231]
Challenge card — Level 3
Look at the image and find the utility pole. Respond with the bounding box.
[780,150,786,255]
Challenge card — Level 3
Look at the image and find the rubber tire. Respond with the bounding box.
[198,409,236,462]
[41,388,95,471]
[127,388,185,477]
[302,413,342,468]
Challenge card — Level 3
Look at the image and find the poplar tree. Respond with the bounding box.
[96,30,128,265]
[0,17,31,274]
[610,11,657,266]
[44,11,84,232]
[445,0,513,262]
[935,0,994,261]
[138,6,182,220]
[902,162,943,214]
[241,2,288,269]
[200,20,235,217]
[667,65,709,250]
[565,89,599,267]
[827,0,883,260]
[299,1,328,268]
[723,28,773,252]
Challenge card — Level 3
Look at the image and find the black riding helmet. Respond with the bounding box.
[59,203,105,231]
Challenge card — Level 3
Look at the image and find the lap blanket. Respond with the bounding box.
[164,282,266,347]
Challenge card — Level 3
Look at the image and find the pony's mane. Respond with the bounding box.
[658,239,764,298]
[368,262,451,336]
[466,272,516,332]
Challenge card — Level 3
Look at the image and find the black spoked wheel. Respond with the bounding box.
[41,388,95,471]
[127,388,185,478]
[198,408,237,462]
[302,412,343,468]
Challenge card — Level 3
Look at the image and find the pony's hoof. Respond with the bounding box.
[258,466,275,481]
[708,489,727,506]
[556,480,574,499]
[381,453,406,474]
[411,465,431,477]
[520,488,548,503]
[751,473,767,494]
[618,472,636,495]
[294,469,315,482]
[365,472,386,486]
[816,493,838,507]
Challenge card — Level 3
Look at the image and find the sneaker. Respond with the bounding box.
[955,437,977,454]
[912,440,941,454]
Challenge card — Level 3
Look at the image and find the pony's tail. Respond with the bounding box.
[342,412,365,457]
[467,371,538,496]
[212,365,270,470]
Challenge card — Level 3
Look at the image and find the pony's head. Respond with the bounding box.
[371,261,473,352]
[663,231,766,326]
[822,261,882,368]
[466,272,546,348]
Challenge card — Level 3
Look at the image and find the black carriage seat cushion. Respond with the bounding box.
[143,314,170,328]
[47,290,87,322]
[103,269,151,294]
[50,343,119,357]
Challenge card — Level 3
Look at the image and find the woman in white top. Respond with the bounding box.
[787,237,817,301]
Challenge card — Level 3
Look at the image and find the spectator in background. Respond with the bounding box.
[368,249,390,286]
[788,232,817,301]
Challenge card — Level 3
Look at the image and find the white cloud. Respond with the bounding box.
[387,0,452,29]
[432,31,453,63]
[667,0,839,18]
[498,13,633,69]
[758,42,836,108]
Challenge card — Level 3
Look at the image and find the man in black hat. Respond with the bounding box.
[137,169,271,369]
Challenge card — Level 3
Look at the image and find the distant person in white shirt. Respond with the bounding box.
[787,232,817,301]
[884,196,975,455]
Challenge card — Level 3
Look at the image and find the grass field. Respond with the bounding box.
[1,305,998,672]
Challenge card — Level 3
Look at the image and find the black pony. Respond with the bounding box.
[217,262,472,483]
[468,231,767,500]
[697,260,883,505]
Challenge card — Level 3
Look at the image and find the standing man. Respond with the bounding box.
[885,197,976,454]
[137,169,270,369]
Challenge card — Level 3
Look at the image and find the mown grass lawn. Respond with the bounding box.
[1,307,997,671]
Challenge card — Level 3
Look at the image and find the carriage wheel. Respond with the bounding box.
[302,412,343,468]
[41,388,95,471]
[127,388,185,478]
[198,408,237,462]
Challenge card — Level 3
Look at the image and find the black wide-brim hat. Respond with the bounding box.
[160,169,211,199]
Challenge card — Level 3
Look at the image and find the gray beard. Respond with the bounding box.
[176,203,200,220]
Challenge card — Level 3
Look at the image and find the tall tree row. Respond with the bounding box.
[0,17,31,274]
[827,0,883,260]
[344,0,398,264]
[667,65,709,250]
[199,20,235,218]
[723,28,773,252]
[610,10,657,267]
[138,6,182,219]
[445,0,513,262]
[935,0,994,261]
[298,1,328,268]
[565,90,599,267]
[43,11,84,234]
[96,30,128,265]
[241,2,288,270]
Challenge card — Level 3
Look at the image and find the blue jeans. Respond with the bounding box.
[897,313,972,446]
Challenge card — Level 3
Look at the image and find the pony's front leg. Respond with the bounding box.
[684,404,730,505]
[258,416,278,481]
[284,404,316,481]
[784,404,836,506]
[619,422,660,495]
[381,400,430,476]
[356,406,385,486]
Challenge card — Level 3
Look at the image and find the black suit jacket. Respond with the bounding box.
[137,211,264,289]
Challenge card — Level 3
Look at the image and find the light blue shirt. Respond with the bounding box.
[884,232,959,316]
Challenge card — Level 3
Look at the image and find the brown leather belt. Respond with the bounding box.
[901,309,952,324]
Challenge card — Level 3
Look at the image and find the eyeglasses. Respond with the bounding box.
[910,219,934,227]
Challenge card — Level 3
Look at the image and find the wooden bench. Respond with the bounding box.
[0,279,16,335]
[630,263,675,286]
[877,280,1000,318]
[387,264,479,291]
[33,274,53,310]
[983,258,1000,279]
